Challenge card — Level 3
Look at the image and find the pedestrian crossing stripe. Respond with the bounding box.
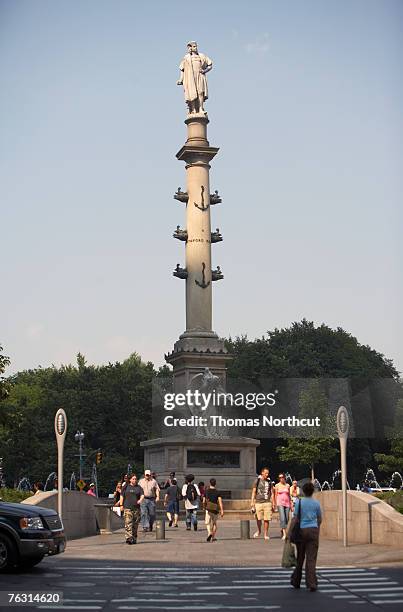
[44,565,403,610]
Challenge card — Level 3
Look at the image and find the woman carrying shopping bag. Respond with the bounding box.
[288,481,322,592]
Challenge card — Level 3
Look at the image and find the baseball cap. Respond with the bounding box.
[144,469,151,475]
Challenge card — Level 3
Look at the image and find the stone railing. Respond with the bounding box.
[22,491,121,540]
[314,490,403,548]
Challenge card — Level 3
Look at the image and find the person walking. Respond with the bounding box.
[251,467,275,540]
[182,474,200,531]
[139,469,160,532]
[87,483,96,497]
[33,482,44,495]
[111,481,123,518]
[290,480,300,516]
[274,473,291,540]
[290,481,322,592]
[204,478,224,542]
[113,481,123,506]
[120,474,129,495]
[164,478,180,527]
[198,481,206,504]
[120,474,144,544]
[162,471,176,489]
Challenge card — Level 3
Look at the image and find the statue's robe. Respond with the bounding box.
[179,52,212,103]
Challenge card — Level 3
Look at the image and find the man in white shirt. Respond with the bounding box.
[138,469,160,532]
[181,474,200,531]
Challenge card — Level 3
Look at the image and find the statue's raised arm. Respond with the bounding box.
[177,41,213,116]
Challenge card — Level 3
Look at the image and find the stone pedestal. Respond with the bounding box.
[165,334,232,393]
[140,436,260,492]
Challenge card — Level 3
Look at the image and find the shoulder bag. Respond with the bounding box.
[289,497,303,544]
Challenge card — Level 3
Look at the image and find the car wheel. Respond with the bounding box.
[0,533,17,572]
[17,556,45,569]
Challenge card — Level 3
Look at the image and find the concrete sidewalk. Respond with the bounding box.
[61,521,403,567]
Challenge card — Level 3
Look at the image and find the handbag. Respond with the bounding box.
[289,497,302,544]
[281,539,297,568]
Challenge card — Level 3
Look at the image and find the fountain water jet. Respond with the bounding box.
[17,477,31,491]
[389,472,403,490]
[44,472,56,491]
[331,469,350,490]
[365,468,381,490]
[313,478,322,491]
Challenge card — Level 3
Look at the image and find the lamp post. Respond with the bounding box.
[74,430,85,480]
[54,409,67,519]
[336,405,350,547]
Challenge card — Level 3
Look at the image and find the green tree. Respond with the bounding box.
[226,320,400,483]
[0,352,155,492]
[226,320,399,382]
[299,380,332,430]
[277,380,338,480]
[0,344,10,402]
[278,438,338,481]
[374,399,403,474]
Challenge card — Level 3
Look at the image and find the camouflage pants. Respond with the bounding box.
[124,508,141,541]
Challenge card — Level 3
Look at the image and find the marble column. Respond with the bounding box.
[168,113,230,392]
[180,116,215,334]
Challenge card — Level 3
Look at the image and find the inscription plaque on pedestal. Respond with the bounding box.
[187,450,240,468]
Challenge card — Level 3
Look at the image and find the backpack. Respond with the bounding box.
[186,483,198,503]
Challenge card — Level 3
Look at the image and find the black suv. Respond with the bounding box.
[0,501,66,571]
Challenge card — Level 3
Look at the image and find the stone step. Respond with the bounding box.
[155,509,280,522]
[156,499,253,511]
[157,489,253,500]
[230,489,254,500]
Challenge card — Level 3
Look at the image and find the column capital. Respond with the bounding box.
[176,144,219,165]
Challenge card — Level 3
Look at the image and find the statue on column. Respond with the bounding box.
[177,41,213,115]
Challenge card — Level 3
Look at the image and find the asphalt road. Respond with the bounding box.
[1,559,403,611]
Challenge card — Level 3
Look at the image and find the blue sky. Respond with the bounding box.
[1,0,402,374]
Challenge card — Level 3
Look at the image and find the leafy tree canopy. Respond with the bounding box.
[375,399,403,474]
[0,321,401,490]
[277,380,338,479]
[0,351,155,492]
[226,319,399,383]
[226,321,401,483]
[0,344,10,402]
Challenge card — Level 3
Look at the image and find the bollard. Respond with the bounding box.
[240,519,250,540]
[155,519,165,540]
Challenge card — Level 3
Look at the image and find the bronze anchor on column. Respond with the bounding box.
[195,262,210,288]
[194,186,209,211]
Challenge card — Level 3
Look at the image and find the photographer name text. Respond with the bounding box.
[163,415,321,428]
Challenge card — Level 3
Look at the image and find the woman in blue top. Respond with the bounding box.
[290,481,322,591]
